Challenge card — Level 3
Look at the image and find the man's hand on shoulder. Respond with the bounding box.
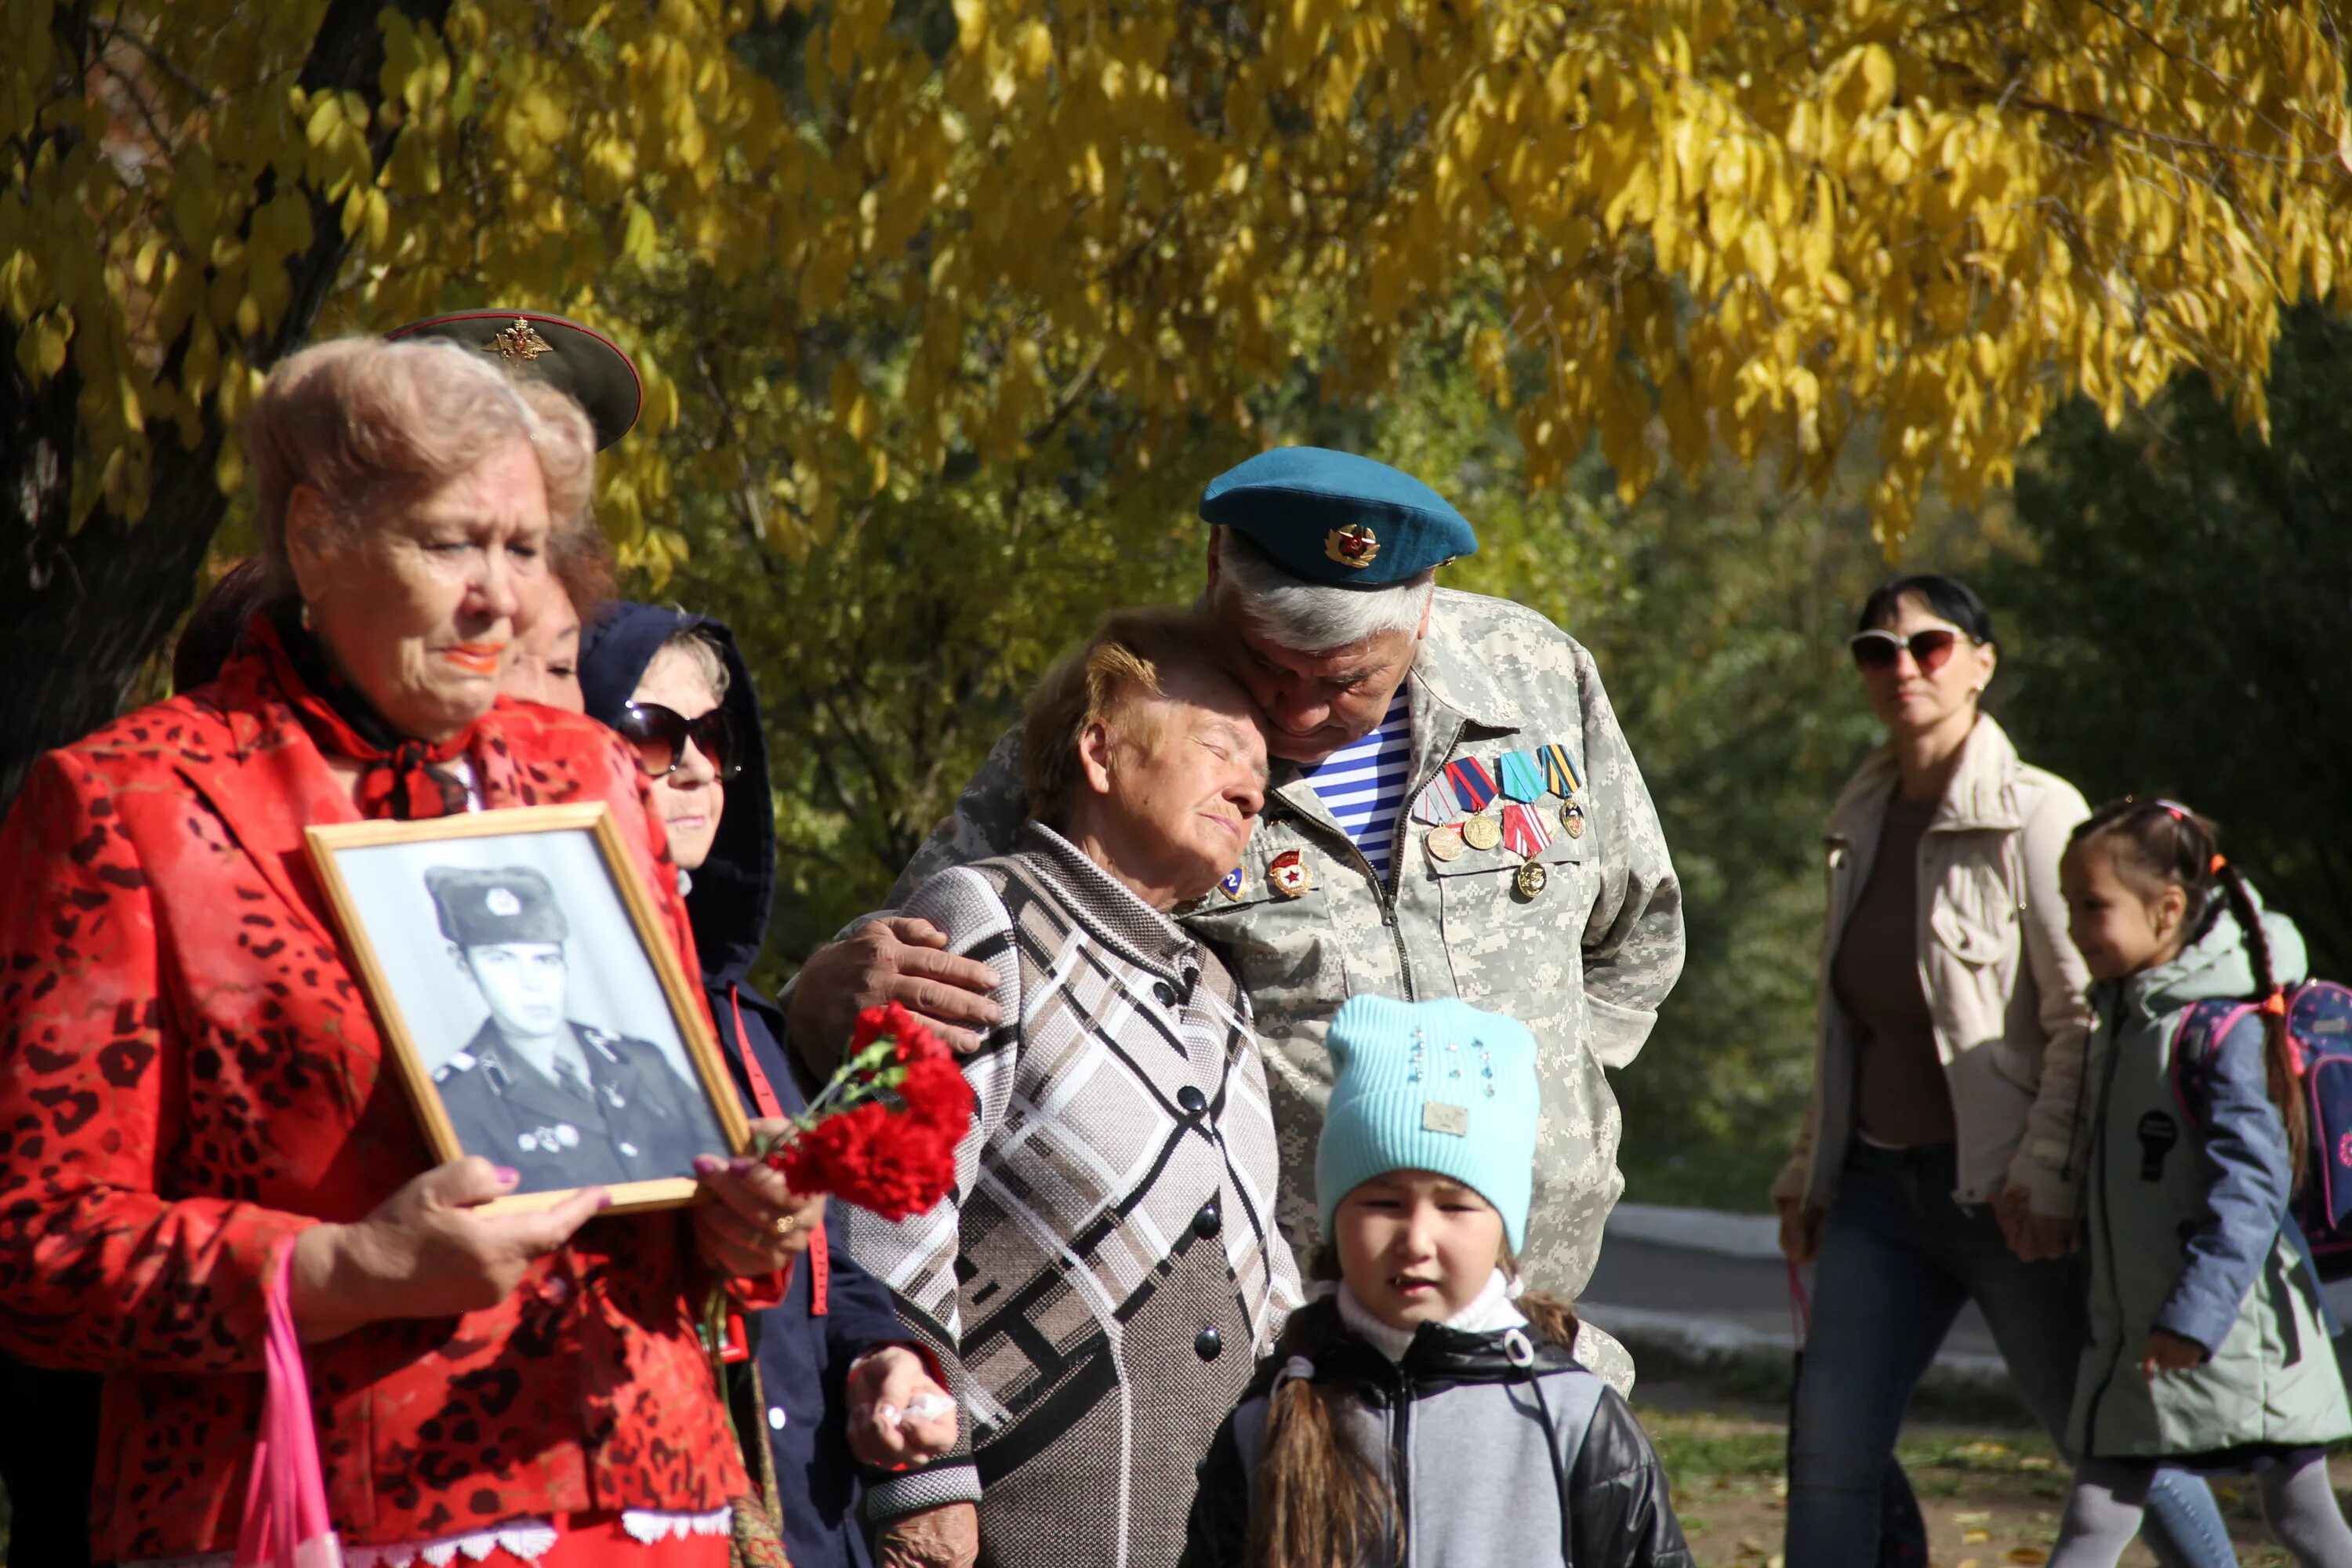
[786,917,1002,1073]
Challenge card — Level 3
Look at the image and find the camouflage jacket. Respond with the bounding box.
[875,589,1684,1311]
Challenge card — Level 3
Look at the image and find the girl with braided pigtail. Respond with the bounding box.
[1182,997,1691,1568]
[2046,799,2352,1568]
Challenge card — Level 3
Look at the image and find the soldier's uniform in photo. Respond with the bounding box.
[839,450,1683,1391]
[426,866,724,1193]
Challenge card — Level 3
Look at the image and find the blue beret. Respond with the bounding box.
[1200,447,1478,587]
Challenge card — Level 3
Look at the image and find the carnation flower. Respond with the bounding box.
[759,1004,974,1221]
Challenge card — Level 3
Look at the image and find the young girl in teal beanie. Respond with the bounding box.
[1181,996,1691,1568]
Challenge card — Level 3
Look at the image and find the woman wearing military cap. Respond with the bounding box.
[0,332,815,1566]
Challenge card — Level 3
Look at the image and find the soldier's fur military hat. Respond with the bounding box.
[386,310,641,451]
[426,866,570,949]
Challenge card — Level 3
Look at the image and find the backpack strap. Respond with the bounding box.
[2168,998,2263,1131]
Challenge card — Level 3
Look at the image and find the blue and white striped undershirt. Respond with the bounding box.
[1299,689,1414,880]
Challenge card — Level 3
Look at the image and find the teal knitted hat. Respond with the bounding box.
[1316,996,1541,1251]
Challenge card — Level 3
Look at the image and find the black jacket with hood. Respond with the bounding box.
[582,602,908,1568]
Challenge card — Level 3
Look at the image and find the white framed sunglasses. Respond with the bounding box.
[1847,626,1973,674]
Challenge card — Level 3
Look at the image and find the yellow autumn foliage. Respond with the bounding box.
[8,0,2352,554]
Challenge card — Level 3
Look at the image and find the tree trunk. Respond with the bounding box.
[0,0,452,811]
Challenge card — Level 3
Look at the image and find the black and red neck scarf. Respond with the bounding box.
[249,606,476,821]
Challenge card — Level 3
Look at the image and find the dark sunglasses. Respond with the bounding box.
[616,701,740,781]
[1849,626,1967,675]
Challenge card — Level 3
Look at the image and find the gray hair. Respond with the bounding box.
[655,623,731,706]
[1211,527,1436,652]
[245,336,595,590]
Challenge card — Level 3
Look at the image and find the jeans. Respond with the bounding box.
[1784,1144,2234,1568]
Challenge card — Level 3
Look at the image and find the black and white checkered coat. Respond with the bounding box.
[841,825,1301,1566]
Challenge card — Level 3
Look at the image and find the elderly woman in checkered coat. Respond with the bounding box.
[838,605,1303,1568]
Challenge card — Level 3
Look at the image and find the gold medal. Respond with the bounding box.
[1560,800,1586,839]
[1425,823,1465,862]
[1462,814,1502,852]
[1514,860,1548,898]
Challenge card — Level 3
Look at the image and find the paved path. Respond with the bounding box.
[1582,1221,2001,1360]
[1580,1203,2352,1389]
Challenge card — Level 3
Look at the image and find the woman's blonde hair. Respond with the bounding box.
[245,336,596,590]
[1019,605,1228,828]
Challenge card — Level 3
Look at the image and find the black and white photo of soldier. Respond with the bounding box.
[426,863,727,1192]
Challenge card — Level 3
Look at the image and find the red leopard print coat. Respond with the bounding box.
[0,645,760,1560]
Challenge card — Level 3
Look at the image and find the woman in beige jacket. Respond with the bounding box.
[1773,575,2230,1568]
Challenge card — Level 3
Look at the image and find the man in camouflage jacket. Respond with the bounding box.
[792,450,1681,1391]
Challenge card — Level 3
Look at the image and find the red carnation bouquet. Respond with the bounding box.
[702,1004,972,1377]
[758,1002,975,1219]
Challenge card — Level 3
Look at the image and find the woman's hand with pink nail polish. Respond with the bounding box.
[692,1117,823,1279]
[289,1157,608,1344]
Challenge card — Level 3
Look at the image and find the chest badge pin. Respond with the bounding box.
[1269,849,1314,898]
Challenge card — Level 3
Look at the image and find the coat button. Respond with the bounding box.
[1194,1202,1221,1239]
[1177,1085,1207,1116]
[1153,980,1178,1006]
[1195,1327,1223,1361]
[767,1406,787,1431]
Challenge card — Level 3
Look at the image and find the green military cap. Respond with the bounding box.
[1200,446,1479,586]
[426,865,570,948]
[387,310,641,451]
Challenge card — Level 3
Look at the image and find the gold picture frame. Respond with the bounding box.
[305,802,749,1216]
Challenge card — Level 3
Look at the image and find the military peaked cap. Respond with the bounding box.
[387,310,642,451]
[426,865,571,948]
[1200,446,1478,587]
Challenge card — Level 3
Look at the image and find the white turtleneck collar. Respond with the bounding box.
[1335,1268,1527,1363]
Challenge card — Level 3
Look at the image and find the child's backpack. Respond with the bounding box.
[2169,981,2352,1272]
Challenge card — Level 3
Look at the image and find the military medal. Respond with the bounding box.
[1269,848,1314,898]
[1561,800,1586,838]
[1536,743,1582,798]
[1501,802,1552,898]
[1496,750,1544,804]
[1425,822,1465,862]
[1411,776,1462,826]
[1461,814,1502,851]
[1501,801,1552,858]
[1219,864,1247,901]
[1442,757,1499,815]
[1324,522,1381,569]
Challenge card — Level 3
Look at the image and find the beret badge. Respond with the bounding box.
[1323,523,1380,570]
[487,318,554,361]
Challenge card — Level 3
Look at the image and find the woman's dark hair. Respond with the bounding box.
[172,557,281,694]
[2067,797,2306,1186]
[1245,1242,1579,1568]
[1856,572,1997,646]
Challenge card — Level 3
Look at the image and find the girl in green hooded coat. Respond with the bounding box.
[2048,799,2352,1567]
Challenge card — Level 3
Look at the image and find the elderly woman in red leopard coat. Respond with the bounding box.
[0,336,820,1568]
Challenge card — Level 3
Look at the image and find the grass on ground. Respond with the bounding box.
[1639,1379,2346,1568]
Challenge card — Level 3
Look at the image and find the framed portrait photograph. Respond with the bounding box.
[306,803,748,1215]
